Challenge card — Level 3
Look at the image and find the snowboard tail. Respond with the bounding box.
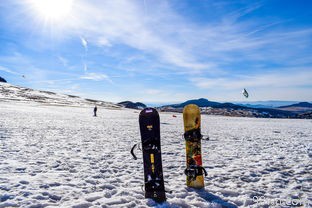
[183,104,205,188]
[139,108,166,202]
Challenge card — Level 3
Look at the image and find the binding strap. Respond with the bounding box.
[131,144,138,160]
[184,165,208,181]
[130,140,159,160]
[184,129,202,142]
[142,140,160,153]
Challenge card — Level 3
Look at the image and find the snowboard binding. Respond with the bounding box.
[143,143,160,153]
[131,141,160,161]
[145,175,163,189]
[183,129,202,142]
[144,175,166,202]
[184,165,208,181]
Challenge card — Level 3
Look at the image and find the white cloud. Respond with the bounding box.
[65,1,221,71]
[80,72,112,83]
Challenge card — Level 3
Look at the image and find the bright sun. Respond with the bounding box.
[29,0,73,22]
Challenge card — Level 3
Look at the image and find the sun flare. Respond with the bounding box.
[29,0,73,22]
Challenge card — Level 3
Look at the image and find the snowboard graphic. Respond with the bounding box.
[139,108,166,202]
[183,104,207,188]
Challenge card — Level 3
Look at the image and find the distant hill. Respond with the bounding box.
[214,102,249,110]
[118,101,146,109]
[278,102,312,108]
[236,101,299,108]
[163,98,220,108]
[277,102,312,113]
[235,103,269,108]
[0,76,7,83]
[0,82,120,108]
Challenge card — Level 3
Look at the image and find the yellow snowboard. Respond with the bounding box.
[183,104,205,188]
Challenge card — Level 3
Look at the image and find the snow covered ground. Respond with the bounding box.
[0,83,119,108]
[0,101,311,208]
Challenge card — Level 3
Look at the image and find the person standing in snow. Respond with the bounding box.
[93,106,97,117]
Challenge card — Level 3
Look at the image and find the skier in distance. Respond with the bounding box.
[93,106,97,117]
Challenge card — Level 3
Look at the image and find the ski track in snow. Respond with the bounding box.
[0,102,311,208]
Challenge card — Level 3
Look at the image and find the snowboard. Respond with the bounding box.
[139,108,166,202]
[183,104,207,188]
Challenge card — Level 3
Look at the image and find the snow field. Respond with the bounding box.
[0,102,311,207]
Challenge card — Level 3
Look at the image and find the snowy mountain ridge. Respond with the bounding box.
[0,82,120,108]
[117,101,146,109]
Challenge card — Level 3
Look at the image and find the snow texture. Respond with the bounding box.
[0,100,311,207]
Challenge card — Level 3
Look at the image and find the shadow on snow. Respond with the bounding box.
[192,188,238,208]
[147,188,238,208]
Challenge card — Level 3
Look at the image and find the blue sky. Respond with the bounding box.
[0,0,311,103]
